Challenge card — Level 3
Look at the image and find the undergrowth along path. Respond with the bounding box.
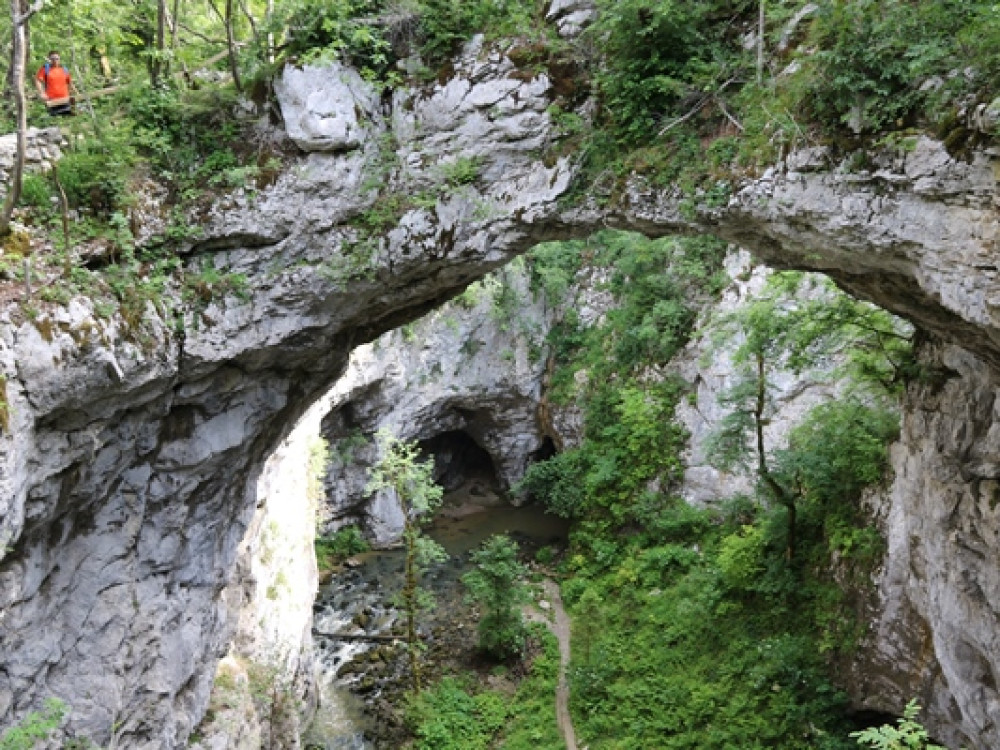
[526,577,578,750]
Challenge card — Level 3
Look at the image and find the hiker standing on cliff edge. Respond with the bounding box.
[35,51,75,116]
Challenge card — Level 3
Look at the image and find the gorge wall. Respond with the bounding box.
[1,15,999,750]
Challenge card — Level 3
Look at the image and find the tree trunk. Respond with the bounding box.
[224,0,243,92]
[753,352,796,561]
[0,0,30,237]
[151,0,166,86]
[404,522,421,694]
[756,0,765,84]
[170,0,181,52]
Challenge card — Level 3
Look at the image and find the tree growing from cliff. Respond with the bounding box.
[462,534,529,660]
[706,272,909,562]
[365,429,446,694]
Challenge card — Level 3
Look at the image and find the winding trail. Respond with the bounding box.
[526,577,579,750]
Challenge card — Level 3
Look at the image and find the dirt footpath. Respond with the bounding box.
[526,577,579,750]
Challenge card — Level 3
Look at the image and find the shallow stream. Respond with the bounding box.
[304,484,569,749]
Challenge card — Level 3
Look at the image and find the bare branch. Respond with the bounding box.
[14,0,45,25]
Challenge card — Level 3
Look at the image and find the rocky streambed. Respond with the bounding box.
[306,483,570,748]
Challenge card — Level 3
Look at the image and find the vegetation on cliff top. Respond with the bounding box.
[1,0,997,316]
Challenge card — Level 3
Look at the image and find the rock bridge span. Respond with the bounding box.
[1,41,998,748]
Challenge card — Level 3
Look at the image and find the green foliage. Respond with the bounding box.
[440,156,481,187]
[406,677,508,750]
[19,176,53,209]
[0,699,67,750]
[568,552,855,750]
[366,430,444,518]
[777,401,899,514]
[792,0,982,134]
[495,626,563,749]
[315,525,370,572]
[0,376,9,433]
[717,524,767,590]
[281,0,394,77]
[406,626,561,749]
[275,0,540,79]
[521,232,726,545]
[414,0,541,65]
[57,148,131,216]
[526,240,583,303]
[184,260,250,305]
[851,700,946,750]
[462,534,531,659]
[587,0,737,146]
[706,271,904,567]
[366,429,446,692]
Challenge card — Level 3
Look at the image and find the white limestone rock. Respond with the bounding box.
[275,63,381,152]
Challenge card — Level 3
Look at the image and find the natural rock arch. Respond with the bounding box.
[1,43,998,749]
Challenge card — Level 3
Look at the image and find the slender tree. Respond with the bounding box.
[365,429,445,694]
[706,273,911,562]
[462,534,530,660]
[223,0,241,91]
[1,0,44,238]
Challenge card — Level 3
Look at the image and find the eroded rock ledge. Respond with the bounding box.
[0,31,998,749]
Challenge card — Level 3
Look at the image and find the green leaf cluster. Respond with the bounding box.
[566,532,856,750]
[792,0,985,134]
[520,232,726,530]
[315,524,370,573]
[406,626,562,749]
[587,0,737,146]
[0,699,67,750]
[407,677,509,749]
[850,700,946,750]
[462,534,531,659]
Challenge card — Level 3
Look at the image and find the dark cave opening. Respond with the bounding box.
[418,430,498,492]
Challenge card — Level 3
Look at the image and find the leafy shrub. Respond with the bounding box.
[315,525,370,570]
[57,150,129,215]
[717,524,767,590]
[851,699,945,750]
[406,677,508,750]
[527,240,584,302]
[462,534,530,659]
[793,0,982,134]
[588,0,730,145]
[0,699,66,750]
[281,0,394,76]
[19,175,53,209]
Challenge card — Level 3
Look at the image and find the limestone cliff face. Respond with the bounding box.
[319,265,554,545]
[0,39,571,746]
[0,25,998,750]
[617,136,1000,748]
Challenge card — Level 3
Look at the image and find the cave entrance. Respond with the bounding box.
[418,429,498,494]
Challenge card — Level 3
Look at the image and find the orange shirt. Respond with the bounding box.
[36,65,71,99]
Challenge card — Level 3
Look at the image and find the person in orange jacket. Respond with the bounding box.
[35,51,75,116]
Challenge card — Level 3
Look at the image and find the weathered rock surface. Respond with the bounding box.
[0,37,571,747]
[0,24,998,750]
[0,126,65,190]
[320,266,554,545]
[613,136,1000,749]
